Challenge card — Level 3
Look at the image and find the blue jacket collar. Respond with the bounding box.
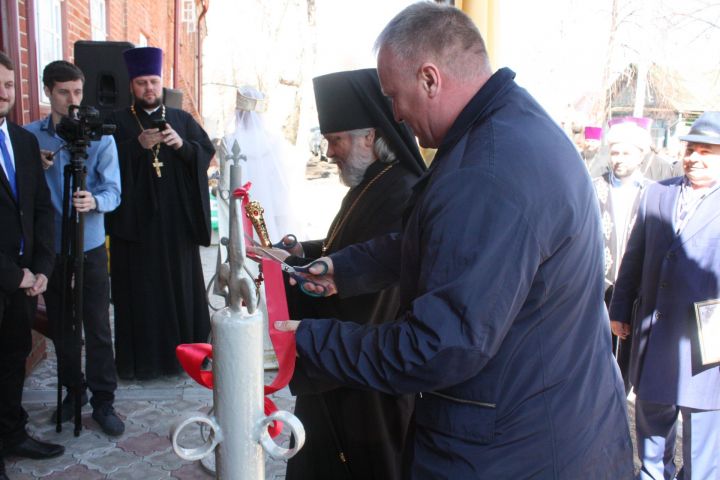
[411,68,516,196]
[438,67,516,154]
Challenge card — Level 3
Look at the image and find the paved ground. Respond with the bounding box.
[6,249,296,480]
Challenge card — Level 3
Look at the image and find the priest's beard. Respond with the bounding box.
[338,140,375,187]
[135,97,162,110]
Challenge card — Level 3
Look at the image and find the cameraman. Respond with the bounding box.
[25,61,123,436]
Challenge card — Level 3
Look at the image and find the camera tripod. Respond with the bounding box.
[54,139,90,437]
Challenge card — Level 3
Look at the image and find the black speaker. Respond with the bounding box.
[163,87,184,110]
[74,40,135,121]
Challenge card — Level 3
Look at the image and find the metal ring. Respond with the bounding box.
[170,412,223,461]
[255,410,306,460]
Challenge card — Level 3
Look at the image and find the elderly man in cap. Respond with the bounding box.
[277,3,633,478]
[610,111,720,479]
[105,47,214,380]
[593,121,652,393]
[269,68,425,480]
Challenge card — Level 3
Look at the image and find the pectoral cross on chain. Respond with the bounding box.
[152,156,164,177]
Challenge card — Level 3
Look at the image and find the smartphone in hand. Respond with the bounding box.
[151,119,167,131]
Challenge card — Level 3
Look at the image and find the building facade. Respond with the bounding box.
[0,0,208,124]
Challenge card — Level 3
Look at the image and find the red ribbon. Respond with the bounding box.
[177,183,296,439]
[232,182,254,237]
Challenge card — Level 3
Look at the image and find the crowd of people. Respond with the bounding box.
[0,46,213,479]
[0,2,718,480]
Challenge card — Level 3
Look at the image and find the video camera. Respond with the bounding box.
[56,105,116,144]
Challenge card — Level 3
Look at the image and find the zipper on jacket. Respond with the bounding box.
[426,390,496,408]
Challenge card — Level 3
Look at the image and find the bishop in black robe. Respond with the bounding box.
[106,104,214,380]
[284,68,426,480]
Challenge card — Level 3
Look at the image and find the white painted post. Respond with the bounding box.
[170,140,304,479]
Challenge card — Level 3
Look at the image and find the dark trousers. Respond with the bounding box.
[44,245,117,407]
[0,287,36,448]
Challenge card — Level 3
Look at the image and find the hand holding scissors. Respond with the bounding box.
[287,257,336,297]
[246,236,334,297]
[273,234,304,257]
[260,249,331,297]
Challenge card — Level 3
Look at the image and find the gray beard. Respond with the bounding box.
[339,143,375,187]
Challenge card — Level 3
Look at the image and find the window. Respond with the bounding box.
[90,0,107,41]
[35,0,63,103]
[182,0,196,33]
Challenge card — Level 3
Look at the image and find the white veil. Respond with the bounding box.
[221,86,302,242]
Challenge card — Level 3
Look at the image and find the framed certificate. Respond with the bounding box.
[694,299,720,366]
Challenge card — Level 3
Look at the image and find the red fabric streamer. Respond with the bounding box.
[232,182,254,236]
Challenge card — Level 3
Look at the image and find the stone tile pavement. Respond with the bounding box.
[6,243,295,480]
[9,356,295,479]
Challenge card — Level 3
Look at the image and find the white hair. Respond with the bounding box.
[348,128,397,164]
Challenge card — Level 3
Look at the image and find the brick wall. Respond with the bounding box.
[5,0,206,123]
[17,0,31,123]
[64,0,92,61]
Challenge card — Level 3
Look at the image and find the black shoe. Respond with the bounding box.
[51,390,89,424]
[92,404,125,437]
[4,436,64,459]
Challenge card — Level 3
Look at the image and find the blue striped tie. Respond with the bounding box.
[0,128,23,254]
[0,128,18,200]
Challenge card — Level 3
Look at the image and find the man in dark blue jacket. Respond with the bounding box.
[610,111,720,480]
[278,4,633,478]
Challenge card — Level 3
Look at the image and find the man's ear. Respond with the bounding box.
[43,85,52,99]
[364,128,376,148]
[418,63,440,98]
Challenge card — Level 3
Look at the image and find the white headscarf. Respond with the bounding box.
[221,86,302,242]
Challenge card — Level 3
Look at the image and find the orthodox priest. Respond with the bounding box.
[106,47,213,380]
[280,68,426,480]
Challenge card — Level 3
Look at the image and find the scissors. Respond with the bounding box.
[246,235,329,297]
[273,234,298,251]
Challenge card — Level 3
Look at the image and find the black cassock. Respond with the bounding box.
[285,161,418,480]
[106,105,213,379]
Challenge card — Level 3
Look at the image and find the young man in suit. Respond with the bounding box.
[0,51,63,479]
[610,111,720,479]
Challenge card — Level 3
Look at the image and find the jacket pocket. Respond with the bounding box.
[415,391,497,444]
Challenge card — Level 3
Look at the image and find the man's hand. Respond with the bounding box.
[19,268,36,289]
[275,320,300,332]
[26,273,48,297]
[289,257,337,296]
[278,235,304,257]
[161,124,184,150]
[72,190,96,212]
[40,149,54,170]
[138,128,164,149]
[610,320,631,340]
